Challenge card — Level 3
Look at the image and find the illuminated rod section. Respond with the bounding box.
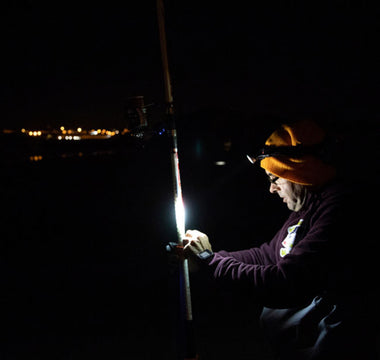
[175,196,186,240]
[171,129,193,324]
[173,142,186,241]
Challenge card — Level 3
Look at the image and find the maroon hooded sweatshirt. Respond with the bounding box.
[203,182,377,359]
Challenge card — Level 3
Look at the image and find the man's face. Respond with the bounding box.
[266,171,307,212]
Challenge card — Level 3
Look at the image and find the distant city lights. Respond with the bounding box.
[29,155,43,162]
[19,126,121,141]
[22,129,43,137]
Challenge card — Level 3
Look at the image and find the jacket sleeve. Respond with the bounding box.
[216,235,279,266]
[207,193,345,308]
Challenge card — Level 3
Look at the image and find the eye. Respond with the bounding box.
[268,176,279,184]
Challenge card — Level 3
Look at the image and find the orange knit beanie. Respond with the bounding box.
[260,120,336,186]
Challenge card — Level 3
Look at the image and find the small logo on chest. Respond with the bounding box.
[280,219,304,257]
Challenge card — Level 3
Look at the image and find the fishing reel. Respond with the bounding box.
[166,241,182,254]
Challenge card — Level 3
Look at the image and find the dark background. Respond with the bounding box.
[1,1,379,130]
[1,1,379,359]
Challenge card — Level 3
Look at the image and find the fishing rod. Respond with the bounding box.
[156,1,198,359]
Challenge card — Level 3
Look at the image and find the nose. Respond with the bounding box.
[269,183,279,194]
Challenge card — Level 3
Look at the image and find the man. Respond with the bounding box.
[183,120,377,359]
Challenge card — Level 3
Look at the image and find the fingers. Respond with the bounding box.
[183,229,212,255]
[184,229,208,242]
[184,230,204,249]
[183,238,202,251]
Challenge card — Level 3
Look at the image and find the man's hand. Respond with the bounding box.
[183,230,213,257]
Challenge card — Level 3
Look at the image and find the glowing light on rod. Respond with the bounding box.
[215,161,226,166]
[175,197,186,239]
[246,155,257,164]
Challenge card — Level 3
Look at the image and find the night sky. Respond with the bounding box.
[1,2,379,131]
